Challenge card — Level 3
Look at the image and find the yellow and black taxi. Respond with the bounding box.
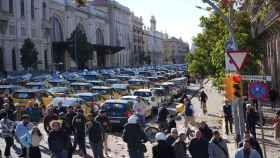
[48,79,69,87]
[111,84,129,97]
[47,87,73,97]
[70,82,93,92]
[91,86,114,101]
[128,79,150,90]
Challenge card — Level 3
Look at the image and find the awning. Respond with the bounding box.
[92,44,125,55]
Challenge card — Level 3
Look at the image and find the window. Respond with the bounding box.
[9,25,15,35]
[21,26,26,36]
[32,28,36,37]
[42,2,47,19]
[44,50,48,69]
[20,0,25,17]
[9,0,13,14]
[12,48,16,71]
[31,0,35,19]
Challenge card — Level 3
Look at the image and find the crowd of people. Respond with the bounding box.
[0,87,276,158]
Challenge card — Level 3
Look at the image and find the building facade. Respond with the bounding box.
[245,0,280,91]
[143,16,165,65]
[164,37,189,64]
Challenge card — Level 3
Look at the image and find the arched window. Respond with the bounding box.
[96,28,104,45]
[20,0,24,17]
[0,47,4,71]
[42,2,47,19]
[44,50,48,69]
[52,17,63,42]
[12,48,16,71]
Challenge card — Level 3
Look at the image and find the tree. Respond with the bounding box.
[20,38,38,70]
[67,27,93,69]
[186,6,263,87]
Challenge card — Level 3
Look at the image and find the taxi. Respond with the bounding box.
[86,80,105,86]
[47,87,73,97]
[0,85,23,95]
[70,82,92,92]
[128,79,150,90]
[111,84,129,98]
[25,82,50,90]
[91,86,114,101]
[48,79,69,87]
[105,79,121,86]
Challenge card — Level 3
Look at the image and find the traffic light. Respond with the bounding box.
[224,74,242,101]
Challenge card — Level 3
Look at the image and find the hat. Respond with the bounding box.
[127,115,138,124]
[155,132,166,141]
[171,128,178,134]
[50,120,62,128]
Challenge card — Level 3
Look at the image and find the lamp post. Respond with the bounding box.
[200,0,245,144]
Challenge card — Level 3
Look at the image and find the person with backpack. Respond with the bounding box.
[87,114,105,158]
[208,131,229,158]
[122,115,148,158]
[20,127,43,158]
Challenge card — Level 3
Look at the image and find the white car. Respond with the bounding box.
[120,96,152,117]
[133,89,160,114]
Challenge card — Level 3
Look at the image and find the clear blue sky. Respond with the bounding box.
[117,0,209,45]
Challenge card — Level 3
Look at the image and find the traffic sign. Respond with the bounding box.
[248,82,269,101]
[241,75,272,81]
[227,50,248,70]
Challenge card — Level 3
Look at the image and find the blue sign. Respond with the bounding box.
[248,82,269,101]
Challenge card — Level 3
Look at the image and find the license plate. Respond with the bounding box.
[110,120,120,123]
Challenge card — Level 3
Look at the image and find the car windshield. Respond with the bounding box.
[78,96,93,102]
[26,85,43,89]
[14,92,35,99]
[134,91,152,97]
[103,103,131,113]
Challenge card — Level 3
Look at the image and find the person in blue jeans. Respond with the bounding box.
[122,115,148,158]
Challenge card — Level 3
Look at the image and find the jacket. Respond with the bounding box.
[96,115,111,132]
[87,120,104,144]
[238,138,263,158]
[48,130,71,153]
[152,140,175,158]
[157,107,169,122]
[189,138,209,158]
[0,118,15,137]
[208,138,229,158]
[72,114,86,135]
[122,123,147,151]
[27,107,42,122]
[173,140,187,158]
[15,122,33,140]
[235,148,261,158]
[199,126,213,142]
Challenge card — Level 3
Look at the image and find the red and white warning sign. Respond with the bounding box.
[227,50,248,71]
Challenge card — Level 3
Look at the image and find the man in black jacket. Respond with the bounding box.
[122,115,147,158]
[189,130,209,158]
[223,100,233,135]
[152,132,175,158]
[87,115,105,158]
[72,109,87,156]
[96,109,111,156]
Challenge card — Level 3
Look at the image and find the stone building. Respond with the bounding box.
[244,0,280,91]
[143,16,165,65]
[130,13,144,66]
[164,37,189,64]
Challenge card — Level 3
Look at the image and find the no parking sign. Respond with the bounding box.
[248,82,269,101]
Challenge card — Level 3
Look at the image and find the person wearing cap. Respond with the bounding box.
[122,115,147,158]
[173,131,187,158]
[166,128,178,147]
[86,112,105,158]
[223,99,233,135]
[189,130,209,158]
[15,114,33,157]
[48,120,72,158]
[0,111,16,157]
[208,131,229,158]
[96,109,111,156]
[72,109,87,156]
[43,108,59,134]
[152,132,175,158]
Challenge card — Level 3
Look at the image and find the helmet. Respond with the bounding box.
[155,132,166,141]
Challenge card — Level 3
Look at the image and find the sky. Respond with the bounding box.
[117,0,209,45]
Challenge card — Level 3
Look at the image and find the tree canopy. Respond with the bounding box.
[20,38,38,70]
[187,6,263,87]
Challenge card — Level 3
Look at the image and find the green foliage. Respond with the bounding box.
[20,39,38,70]
[67,27,93,69]
[187,7,263,87]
